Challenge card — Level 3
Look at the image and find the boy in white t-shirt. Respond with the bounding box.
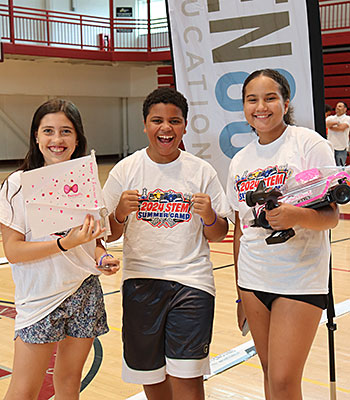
[103,87,232,400]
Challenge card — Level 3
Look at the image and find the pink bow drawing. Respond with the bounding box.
[64,184,78,194]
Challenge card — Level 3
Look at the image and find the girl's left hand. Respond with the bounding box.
[265,202,298,230]
[96,255,120,276]
[191,193,216,225]
[63,214,105,250]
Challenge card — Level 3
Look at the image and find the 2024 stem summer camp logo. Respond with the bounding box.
[137,188,193,228]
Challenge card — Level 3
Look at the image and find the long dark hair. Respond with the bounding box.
[21,98,87,171]
[1,99,87,212]
[242,69,294,125]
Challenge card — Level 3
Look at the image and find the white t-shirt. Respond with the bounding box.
[0,171,100,330]
[326,113,350,151]
[103,149,233,296]
[226,125,335,295]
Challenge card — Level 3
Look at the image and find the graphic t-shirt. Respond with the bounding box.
[0,171,100,330]
[226,125,335,294]
[103,149,233,296]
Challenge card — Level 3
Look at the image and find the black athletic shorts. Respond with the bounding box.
[239,286,328,311]
[122,278,215,375]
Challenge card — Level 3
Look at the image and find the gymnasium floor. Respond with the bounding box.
[0,162,349,399]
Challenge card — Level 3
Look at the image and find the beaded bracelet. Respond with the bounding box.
[98,253,114,266]
[57,237,68,252]
[201,210,217,227]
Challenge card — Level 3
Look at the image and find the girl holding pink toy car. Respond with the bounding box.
[226,69,339,399]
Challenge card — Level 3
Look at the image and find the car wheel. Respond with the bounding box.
[330,184,350,204]
[245,191,256,207]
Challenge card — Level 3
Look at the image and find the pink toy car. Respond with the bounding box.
[279,166,350,208]
[244,166,350,244]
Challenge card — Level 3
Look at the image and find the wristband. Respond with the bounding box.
[113,211,128,225]
[235,299,242,303]
[201,210,217,227]
[57,237,68,252]
[98,253,114,266]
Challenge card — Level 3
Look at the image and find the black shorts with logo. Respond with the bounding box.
[122,278,215,374]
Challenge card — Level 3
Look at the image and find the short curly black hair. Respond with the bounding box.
[143,87,188,121]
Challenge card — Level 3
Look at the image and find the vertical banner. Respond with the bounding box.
[0,17,3,63]
[166,0,325,185]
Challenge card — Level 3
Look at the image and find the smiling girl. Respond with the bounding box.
[226,69,339,399]
[0,99,119,400]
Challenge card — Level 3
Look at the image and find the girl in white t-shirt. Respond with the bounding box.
[0,99,119,400]
[226,69,339,399]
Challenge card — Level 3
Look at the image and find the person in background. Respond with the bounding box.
[325,104,333,136]
[326,101,350,165]
[325,104,333,119]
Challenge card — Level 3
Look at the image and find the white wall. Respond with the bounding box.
[3,0,46,7]
[0,59,131,96]
[49,0,73,13]
[0,95,43,160]
[0,58,159,159]
[0,0,165,160]
[66,0,109,17]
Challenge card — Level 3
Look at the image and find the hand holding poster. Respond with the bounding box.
[21,150,107,239]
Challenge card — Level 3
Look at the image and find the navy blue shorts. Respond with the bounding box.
[239,286,328,311]
[122,278,214,383]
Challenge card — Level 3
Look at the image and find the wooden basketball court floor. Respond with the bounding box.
[0,162,349,399]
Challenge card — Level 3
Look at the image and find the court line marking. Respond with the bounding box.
[0,365,12,380]
[332,237,350,244]
[79,338,103,393]
[1,298,349,396]
[241,361,350,393]
[0,247,349,396]
[0,299,14,304]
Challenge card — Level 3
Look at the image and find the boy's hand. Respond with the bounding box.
[191,193,216,225]
[115,190,139,222]
[61,215,104,250]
